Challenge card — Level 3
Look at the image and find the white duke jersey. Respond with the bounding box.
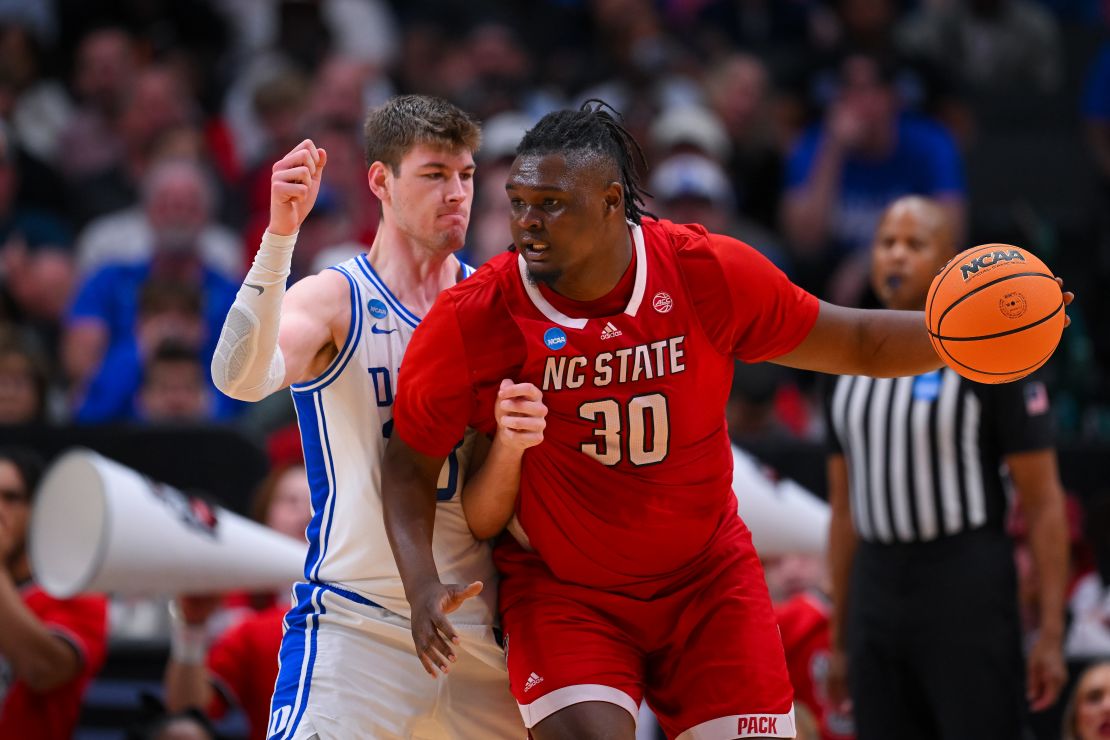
[288,253,496,625]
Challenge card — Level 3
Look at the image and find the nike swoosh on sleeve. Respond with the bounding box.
[244,283,264,295]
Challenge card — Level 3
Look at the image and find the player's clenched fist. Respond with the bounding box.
[269,139,328,237]
[495,380,547,451]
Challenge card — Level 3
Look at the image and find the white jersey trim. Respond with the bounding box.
[355,254,422,328]
[516,223,647,328]
[290,266,363,394]
[517,683,639,729]
[624,222,647,317]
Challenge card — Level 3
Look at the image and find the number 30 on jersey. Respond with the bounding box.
[579,393,669,466]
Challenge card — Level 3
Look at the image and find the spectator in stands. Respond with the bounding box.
[1061,660,1110,740]
[75,154,241,282]
[1065,495,1110,661]
[466,110,530,266]
[63,159,239,420]
[0,330,48,425]
[67,64,198,226]
[1080,41,1110,415]
[0,447,109,739]
[137,342,213,423]
[71,270,234,424]
[57,26,137,183]
[649,151,790,272]
[897,0,1062,95]
[703,53,785,230]
[774,572,857,740]
[126,702,217,740]
[163,463,311,740]
[781,51,964,302]
[0,121,75,362]
[0,20,73,211]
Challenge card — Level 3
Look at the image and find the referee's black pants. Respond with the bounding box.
[847,528,1030,740]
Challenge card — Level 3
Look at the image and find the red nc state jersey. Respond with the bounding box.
[394,219,818,596]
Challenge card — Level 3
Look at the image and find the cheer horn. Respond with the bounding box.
[29,449,306,598]
[732,445,830,555]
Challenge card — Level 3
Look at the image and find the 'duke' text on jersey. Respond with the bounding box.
[542,336,687,391]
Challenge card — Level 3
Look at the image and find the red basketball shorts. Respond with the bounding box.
[498,520,796,739]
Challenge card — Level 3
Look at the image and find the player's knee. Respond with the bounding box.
[530,701,636,740]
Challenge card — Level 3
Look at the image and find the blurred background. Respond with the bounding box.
[0,0,1108,738]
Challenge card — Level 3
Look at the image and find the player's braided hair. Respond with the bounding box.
[516,100,652,225]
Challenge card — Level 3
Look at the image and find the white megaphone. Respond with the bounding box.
[732,445,829,555]
[30,449,306,598]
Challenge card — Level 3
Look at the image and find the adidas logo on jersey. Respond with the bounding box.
[523,672,545,692]
[600,321,622,340]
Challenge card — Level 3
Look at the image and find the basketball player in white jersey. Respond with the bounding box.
[210,96,542,739]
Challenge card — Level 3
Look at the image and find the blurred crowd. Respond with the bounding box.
[0,0,1107,442]
[1,0,1110,738]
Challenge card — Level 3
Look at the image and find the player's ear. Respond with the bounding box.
[602,181,623,218]
[367,161,392,203]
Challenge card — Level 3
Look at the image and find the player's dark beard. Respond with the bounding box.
[525,265,561,289]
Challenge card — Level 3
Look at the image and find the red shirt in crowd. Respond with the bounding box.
[776,593,856,740]
[206,603,285,740]
[0,585,108,740]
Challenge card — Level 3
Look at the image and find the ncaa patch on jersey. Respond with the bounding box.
[653,291,673,313]
[543,327,567,350]
[368,299,389,319]
[912,370,942,401]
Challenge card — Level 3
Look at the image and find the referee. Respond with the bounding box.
[824,196,1070,739]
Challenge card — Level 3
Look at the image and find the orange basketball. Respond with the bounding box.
[925,244,1064,384]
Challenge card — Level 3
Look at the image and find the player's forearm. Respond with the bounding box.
[382,438,447,597]
[0,570,79,691]
[461,436,524,540]
[210,231,296,401]
[775,304,942,377]
[854,308,942,377]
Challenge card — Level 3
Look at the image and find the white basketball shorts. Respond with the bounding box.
[265,581,524,740]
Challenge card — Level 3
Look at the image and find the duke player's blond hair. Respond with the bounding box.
[363,95,482,174]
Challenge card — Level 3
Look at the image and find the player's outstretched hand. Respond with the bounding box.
[495,379,547,452]
[269,139,328,237]
[410,580,483,677]
[1057,277,1074,328]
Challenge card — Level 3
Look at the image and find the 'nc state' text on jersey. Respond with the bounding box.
[542,335,687,391]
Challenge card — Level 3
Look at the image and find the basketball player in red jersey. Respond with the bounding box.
[381,102,1070,740]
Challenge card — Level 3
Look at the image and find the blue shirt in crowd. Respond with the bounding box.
[786,114,965,257]
[67,261,241,422]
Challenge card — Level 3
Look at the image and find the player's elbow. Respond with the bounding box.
[210,358,272,402]
[217,380,268,403]
[466,519,503,542]
[461,499,511,541]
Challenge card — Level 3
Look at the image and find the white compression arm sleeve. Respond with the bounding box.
[211,230,296,401]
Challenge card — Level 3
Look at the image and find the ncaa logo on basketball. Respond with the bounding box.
[653,292,673,313]
[543,327,568,350]
[368,299,389,319]
[959,249,1025,281]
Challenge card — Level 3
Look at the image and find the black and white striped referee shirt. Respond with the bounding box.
[825,368,1054,544]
